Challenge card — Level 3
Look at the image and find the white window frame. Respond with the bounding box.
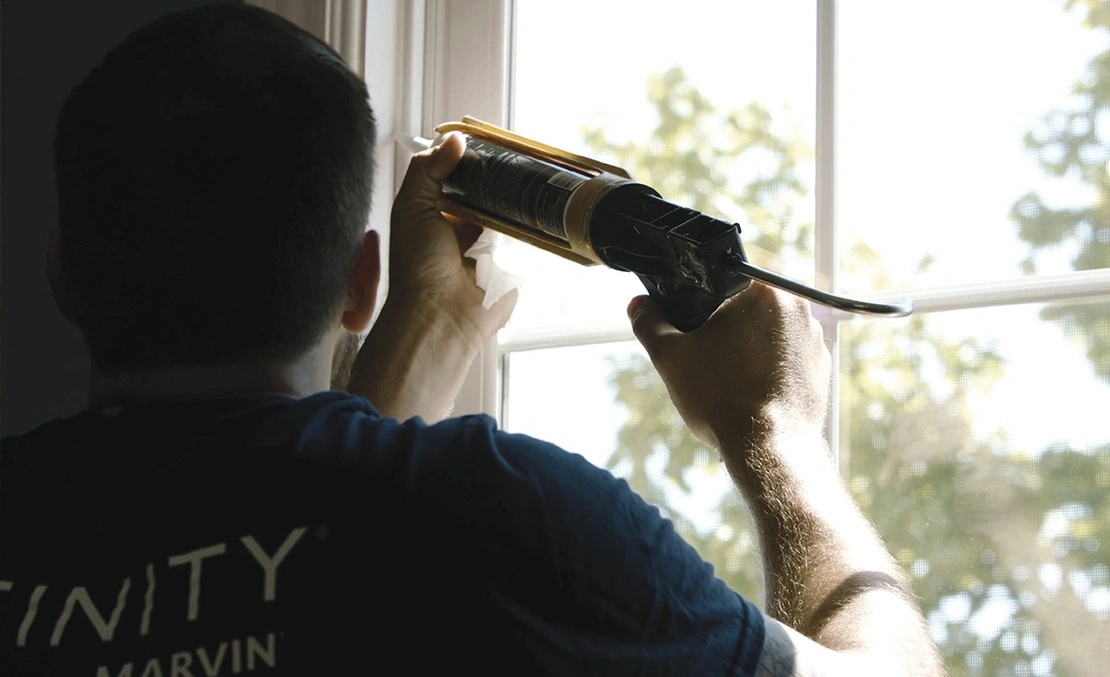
[384,0,1110,451]
[387,0,515,416]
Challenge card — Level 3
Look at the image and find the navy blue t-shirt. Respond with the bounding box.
[1,392,764,675]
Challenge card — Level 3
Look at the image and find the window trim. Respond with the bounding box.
[409,0,513,415]
[817,0,842,451]
[248,1,365,74]
[406,0,1110,427]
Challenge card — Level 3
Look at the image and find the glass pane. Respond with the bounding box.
[506,300,1110,674]
[502,342,764,603]
[838,1,1110,294]
[507,0,817,333]
[840,301,1110,677]
[506,4,1110,677]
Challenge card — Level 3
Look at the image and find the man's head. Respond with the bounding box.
[52,4,377,371]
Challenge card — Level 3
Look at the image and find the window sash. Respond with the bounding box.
[390,0,513,416]
[398,0,1110,423]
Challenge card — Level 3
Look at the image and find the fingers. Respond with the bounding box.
[628,283,765,344]
[390,132,472,277]
[627,295,680,353]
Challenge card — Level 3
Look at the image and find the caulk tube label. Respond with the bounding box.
[442,137,589,242]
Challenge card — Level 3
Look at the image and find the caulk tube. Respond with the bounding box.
[432,117,740,330]
[435,117,647,267]
[431,117,913,327]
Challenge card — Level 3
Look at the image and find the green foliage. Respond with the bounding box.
[591,63,1109,676]
[606,351,765,603]
[580,67,814,272]
[1012,0,1110,381]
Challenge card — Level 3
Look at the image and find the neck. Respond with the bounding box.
[87,343,335,410]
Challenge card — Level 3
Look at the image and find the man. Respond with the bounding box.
[0,4,944,675]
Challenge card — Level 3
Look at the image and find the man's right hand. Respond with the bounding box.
[627,282,831,458]
[385,131,517,353]
[347,132,517,422]
[630,283,945,675]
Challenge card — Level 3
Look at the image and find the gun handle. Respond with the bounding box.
[589,185,754,332]
[637,273,751,332]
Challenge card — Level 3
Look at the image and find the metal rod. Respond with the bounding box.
[736,260,914,317]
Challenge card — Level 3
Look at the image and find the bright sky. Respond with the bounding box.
[500,0,1110,463]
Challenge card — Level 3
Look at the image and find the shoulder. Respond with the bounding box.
[263,392,603,514]
[412,418,689,549]
[430,423,772,674]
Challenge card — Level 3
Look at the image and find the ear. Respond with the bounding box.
[341,229,381,334]
[47,227,80,327]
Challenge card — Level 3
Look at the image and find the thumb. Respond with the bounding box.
[394,131,466,209]
[627,295,679,355]
[422,131,466,181]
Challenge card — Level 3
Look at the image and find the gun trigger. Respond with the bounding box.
[595,246,671,276]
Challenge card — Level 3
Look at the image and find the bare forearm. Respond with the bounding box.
[724,416,944,673]
[627,285,943,672]
[353,132,515,422]
[727,424,894,629]
[346,298,480,421]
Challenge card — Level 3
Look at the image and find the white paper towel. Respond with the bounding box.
[464,229,524,308]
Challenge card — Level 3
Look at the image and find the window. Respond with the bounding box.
[396,1,1110,674]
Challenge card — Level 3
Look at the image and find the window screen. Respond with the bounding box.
[503,2,1110,674]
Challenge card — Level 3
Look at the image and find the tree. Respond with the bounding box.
[588,61,1110,675]
[1011,0,1110,381]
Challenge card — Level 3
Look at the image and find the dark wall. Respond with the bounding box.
[1,1,242,436]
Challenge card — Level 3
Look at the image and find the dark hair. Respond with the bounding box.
[54,4,376,370]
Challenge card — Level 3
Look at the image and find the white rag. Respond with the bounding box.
[464,229,525,308]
